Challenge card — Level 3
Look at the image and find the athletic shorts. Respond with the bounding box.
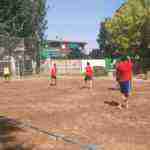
[51,75,56,79]
[119,80,131,95]
[4,74,10,79]
[84,75,92,81]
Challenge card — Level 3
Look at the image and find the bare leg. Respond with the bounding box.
[120,94,129,108]
[124,94,129,108]
[50,78,53,86]
[54,78,57,86]
[118,94,127,109]
[84,80,88,88]
[89,79,93,89]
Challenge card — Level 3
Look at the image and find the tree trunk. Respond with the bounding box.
[35,41,40,74]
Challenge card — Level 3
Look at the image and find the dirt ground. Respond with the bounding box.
[0,77,150,150]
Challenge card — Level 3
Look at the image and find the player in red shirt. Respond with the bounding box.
[116,56,132,109]
[50,63,57,86]
[84,62,93,89]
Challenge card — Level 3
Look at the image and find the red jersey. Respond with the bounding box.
[116,60,132,81]
[85,66,93,77]
[50,66,57,77]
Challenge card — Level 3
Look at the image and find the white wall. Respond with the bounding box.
[81,59,105,72]
[40,59,106,75]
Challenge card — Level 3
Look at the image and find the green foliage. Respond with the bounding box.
[0,0,47,73]
[68,43,79,49]
[0,0,47,39]
[97,19,111,50]
[97,0,150,71]
[40,50,48,60]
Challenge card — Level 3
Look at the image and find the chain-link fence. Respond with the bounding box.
[0,35,35,77]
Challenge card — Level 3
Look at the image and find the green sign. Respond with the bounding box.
[40,50,49,60]
[105,58,114,70]
[40,49,62,59]
[68,43,79,49]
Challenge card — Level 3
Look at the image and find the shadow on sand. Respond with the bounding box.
[108,87,120,91]
[104,101,119,107]
[0,116,34,150]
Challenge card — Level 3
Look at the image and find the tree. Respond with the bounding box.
[0,0,32,37]
[97,18,113,57]
[0,0,47,73]
[138,0,150,71]
[0,0,47,39]
[97,0,150,71]
[30,0,47,73]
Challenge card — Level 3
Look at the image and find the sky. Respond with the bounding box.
[46,0,125,52]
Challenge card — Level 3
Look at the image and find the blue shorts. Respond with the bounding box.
[119,80,131,95]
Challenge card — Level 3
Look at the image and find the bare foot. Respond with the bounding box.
[124,102,129,109]
[122,102,129,109]
[118,104,122,109]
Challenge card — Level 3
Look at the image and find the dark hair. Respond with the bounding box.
[87,62,90,65]
[120,55,128,61]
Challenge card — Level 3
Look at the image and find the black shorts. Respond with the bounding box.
[4,74,10,78]
[84,75,92,81]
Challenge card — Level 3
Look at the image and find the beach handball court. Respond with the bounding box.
[0,77,150,150]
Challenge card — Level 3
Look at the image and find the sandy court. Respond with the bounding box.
[0,77,150,150]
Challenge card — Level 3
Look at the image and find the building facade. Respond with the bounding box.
[40,40,87,59]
